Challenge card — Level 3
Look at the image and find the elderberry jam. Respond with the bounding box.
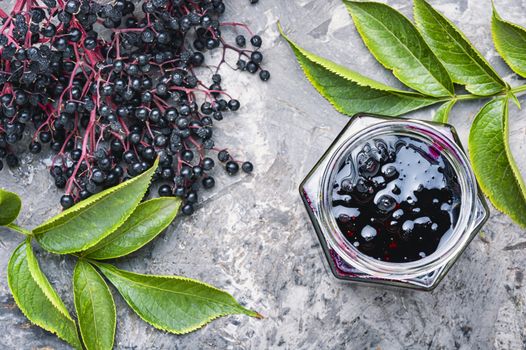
[300,115,489,289]
[331,135,461,263]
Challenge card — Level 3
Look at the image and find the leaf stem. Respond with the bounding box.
[455,94,483,101]
[6,223,31,236]
[511,84,526,94]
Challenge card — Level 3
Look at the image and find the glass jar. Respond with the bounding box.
[300,114,489,290]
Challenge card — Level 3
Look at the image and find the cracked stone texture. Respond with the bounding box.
[1,0,526,349]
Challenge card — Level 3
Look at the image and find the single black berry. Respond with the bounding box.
[242,161,254,173]
[60,195,74,209]
[202,177,215,189]
[235,35,246,47]
[182,203,194,215]
[218,150,230,162]
[158,184,172,196]
[259,70,270,81]
[250,35,262,47]
[225,161,239,175]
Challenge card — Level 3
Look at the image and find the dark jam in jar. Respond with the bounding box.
[332,135,462,263]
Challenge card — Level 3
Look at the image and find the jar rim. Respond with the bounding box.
[318,119,479,279]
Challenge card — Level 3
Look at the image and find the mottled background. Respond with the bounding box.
[1,0,526,349]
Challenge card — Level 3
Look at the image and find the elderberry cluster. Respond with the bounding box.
[0,0,268,215]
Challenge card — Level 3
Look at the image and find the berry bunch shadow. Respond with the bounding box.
[0,0,269,215]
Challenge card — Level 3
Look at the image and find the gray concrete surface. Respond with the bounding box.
[1,0,526,349]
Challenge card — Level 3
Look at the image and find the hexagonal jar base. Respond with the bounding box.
[300,114,489,291]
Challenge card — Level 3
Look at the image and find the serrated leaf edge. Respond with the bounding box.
[491,4,526,78]
[278,22,428,96]
[34,159,159,254]
[469,97,526,227]
[343,0,454,97]
[95,262,260,335]
[33,159,158,235]
[7,240,81,349]
[25,239,73,319]
[73,260,116,350]
[278,23,441,116]
[413,0,505,95]
[502,95,526,208]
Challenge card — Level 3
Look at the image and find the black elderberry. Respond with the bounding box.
[225,161,239,175]
[123,151,136,164]
[246,62,258,74]
[250,35,262,47]
[251,51,263,64]
[55,176,67,189]
[199,159,213,172]
[237,59,247,70]
[92,169,106,184]
[191,52,205,66]
[158,184,172,197]
[202,177,215,189]
[180,165,192,178]
[29,142,42,154]
[174,186,185,197]
[259,70,271,81]
[182,203,194,215]
[182,150,194,162]
[65,0,80,14]
[186,191,198,204]
[84,37,97,50]
[236,35,246,47]
[242,161,254,173]
[142,147,156,161]
[60,195,75,209]
[218,150,230,162]
[161,167,174,179]
[228,99,240,111]
[112,165,124,178]
[212,74,222,84]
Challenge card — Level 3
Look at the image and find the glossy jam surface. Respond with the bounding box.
[331,135,461,263]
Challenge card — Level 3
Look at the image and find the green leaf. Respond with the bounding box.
[73,260,116,350]
[95,263,261,334]
[414,0,505,96]
[469,97,526,227]
[278,24,440,117]
[85,197,181,260]
[343,0,454,97]
[433,99,456,123]
[34,159,158,254]
[7,239,82,349]
[0,189,22,226]
[492,5,526,78]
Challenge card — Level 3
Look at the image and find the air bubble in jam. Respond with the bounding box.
[331,135,461,263]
